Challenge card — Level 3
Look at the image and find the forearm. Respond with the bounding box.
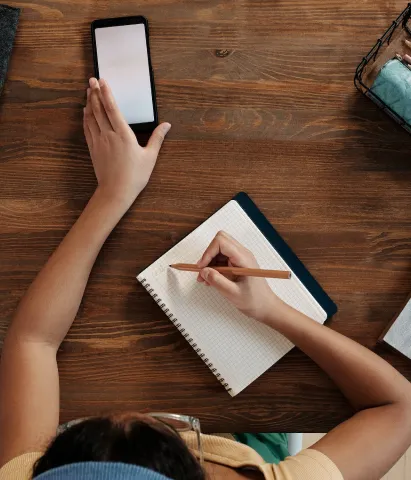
[0,80,169,466]
[265,297,411,410]
[198,230,411,479]
[7,189,128,349]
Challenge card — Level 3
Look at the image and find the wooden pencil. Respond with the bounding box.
[169,263,291,279]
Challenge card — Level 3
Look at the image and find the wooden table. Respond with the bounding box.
[1,0,411,433]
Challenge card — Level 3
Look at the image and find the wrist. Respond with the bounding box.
[259,294,291,327]
[79,188,133,234]
[93,186,137,213]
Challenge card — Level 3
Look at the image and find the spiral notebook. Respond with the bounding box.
[137,193,337,396]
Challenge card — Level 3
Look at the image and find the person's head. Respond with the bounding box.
[32,413,205,480]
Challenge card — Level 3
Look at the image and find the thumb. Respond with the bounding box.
[146,122,171,155]
[201,268,239,299]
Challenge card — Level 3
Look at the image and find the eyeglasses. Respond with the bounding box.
[148,412,203,467]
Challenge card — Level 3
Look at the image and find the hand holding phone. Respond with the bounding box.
[84,77,171,208]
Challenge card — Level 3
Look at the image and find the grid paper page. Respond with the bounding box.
[137,201,327,396]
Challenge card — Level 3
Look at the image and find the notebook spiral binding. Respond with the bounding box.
[138,276,232,394]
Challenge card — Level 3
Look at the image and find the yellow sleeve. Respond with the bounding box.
[0,452,43,480]
[264,449,344,480]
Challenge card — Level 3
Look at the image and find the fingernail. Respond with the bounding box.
[89,78,97,88]
[163,122,171,133]
[99,78,105,87]
[201,269,209,281]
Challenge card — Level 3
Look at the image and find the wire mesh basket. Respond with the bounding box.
[354,3,411,134]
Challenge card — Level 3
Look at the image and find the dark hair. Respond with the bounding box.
[32,416,205,479]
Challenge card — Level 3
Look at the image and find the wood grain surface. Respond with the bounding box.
[1,0,411,432]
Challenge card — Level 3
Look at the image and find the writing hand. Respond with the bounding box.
[197,231,282,322]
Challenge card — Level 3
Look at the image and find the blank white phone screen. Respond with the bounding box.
[95,23,154,125]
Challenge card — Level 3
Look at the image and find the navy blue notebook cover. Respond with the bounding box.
[234,192,337,319]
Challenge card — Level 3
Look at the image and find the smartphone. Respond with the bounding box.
[91,16,158,135]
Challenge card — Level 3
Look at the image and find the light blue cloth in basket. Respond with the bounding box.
[371,58,411,125]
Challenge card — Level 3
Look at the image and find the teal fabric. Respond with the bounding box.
[371,58,411,126]
[234,433,289,464]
